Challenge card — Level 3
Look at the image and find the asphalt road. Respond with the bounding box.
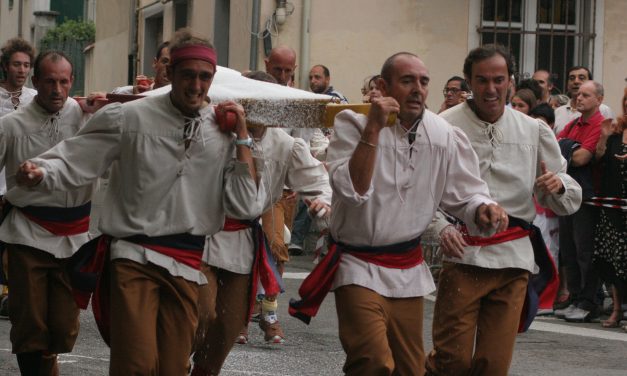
[1,255,626,375]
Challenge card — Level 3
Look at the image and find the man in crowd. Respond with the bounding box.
[308,64,348,103]
[16,30,263,375]
[291,51,508,375]
[191,70,332,375]
[554,66,613,134]
[438,75,469,112]
[0,50,89,375]
[533,69,554,103]
[0,37,37,320]
[111,41,170,94]
[554,80,606,323]
[425,44,582,375]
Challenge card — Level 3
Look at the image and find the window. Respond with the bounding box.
[475,0,599,93]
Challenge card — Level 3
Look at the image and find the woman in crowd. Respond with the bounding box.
[511,88,538,115]
[593,88,627,329]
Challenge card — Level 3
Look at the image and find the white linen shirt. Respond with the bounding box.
[29,93,265,283]
[0,98,92,258]
[439,102,582,272]
[204,128,332,274]
[327,109,496,298]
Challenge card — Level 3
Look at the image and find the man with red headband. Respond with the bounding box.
[14,30,263,375]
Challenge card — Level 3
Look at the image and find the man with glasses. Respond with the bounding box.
[439,76,470,113]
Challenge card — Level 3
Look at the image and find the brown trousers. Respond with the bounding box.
[109,259,199,376]
[193,264,250,374]
[335,285,425,376]
[261,190,297,265]
[426,262,529,376]
[7,244,79,355]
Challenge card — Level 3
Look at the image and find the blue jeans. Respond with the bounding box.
[290,200,311,248]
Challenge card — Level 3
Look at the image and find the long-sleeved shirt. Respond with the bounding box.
[0,98,92,258]
[204,128,332,274]
[326,109,496,298]
[438,102,582,272]
[0,85,37,195]
[28,93,264,283]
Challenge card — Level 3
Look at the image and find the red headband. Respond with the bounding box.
[170,45,217,67]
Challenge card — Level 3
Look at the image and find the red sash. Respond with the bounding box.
[461,220,559,333]
[223,218,283,322]
[289,238,423,324]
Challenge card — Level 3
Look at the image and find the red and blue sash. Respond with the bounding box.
[67,232,206,346]
[16,201,91,236]
[289,236,423,324]
[222,218,284,322]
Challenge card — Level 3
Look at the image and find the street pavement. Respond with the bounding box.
[1,255,626,375]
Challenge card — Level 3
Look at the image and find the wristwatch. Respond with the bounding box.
[234,137,253,148]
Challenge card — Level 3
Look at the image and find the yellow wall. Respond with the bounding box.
[602,0,627,113]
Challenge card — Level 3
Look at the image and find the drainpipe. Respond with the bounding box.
[18,0,23,37]
[298,0,311,90]
[249,0,261,70]
[128,0,139,85]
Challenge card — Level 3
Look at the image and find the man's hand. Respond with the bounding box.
[475,203,508,233]
[366,96,399,133]
[439,225,467,259]
[132,75,152,94]
[304,198,331,218]
[78,91,108,113]
[216,101,248,138]
[535,161,564,195]
[16,161,44,187]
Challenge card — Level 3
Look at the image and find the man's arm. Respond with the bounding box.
[16,104,123,191]
[348,96,398,195]
[535,121,582,215]
[569,147,594,167]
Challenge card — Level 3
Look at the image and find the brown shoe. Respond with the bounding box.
[259,319,285,344]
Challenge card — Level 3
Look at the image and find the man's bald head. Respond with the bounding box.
[264,45,297,86]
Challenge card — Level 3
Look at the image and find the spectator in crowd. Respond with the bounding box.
[592,88,627,329]
[517,78,543,103]
[554,66,614,135]
[511,88,538,115]
[530,102,556,129]
[438,76,470,113]
[361,74,381,103]
[533,69,554,103]
[112,41,170,94]
[555,80,606,323]
[550,94,570,110]
[308,64,348,103]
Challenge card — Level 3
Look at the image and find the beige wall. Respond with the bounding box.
[305,0,470,108]
[87,0,131,92]
[0,0,35,46]
[602,0,627,113]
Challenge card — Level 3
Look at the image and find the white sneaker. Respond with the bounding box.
[554,304,577,319]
